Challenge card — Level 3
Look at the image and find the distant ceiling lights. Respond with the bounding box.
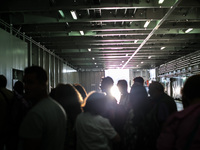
[144,20,151,28]
[141,62,144,64]
[58,10,65,18]
[134,40,138,43]
[92,57,95,60]
[88,48,91,51]
[70,10,77,20]
[80,31,84,35]
[158,0,164,4]
[185,28,193,33]
[148,56,152,59]
[161,47,165,50]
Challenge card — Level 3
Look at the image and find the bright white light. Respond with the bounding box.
[58,10,65,18]
[141,61,144,64]
[185,28,193,33]
[92,57,95,60]
[111,85,121,103]
[122,61,124,63]
[94,63,97,65]
[158,0,164,4]
[148,56,152,59]
[134,40,138,43]
[105,69,130,103]
[161,47,165,50]
[144,20,151,28]
[88,48,91,51]
[126,54,128,56]
[80,31,84,35]
[62,69,77,73]
[70,10,77,20]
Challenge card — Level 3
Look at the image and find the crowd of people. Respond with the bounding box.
[0,65,200,150]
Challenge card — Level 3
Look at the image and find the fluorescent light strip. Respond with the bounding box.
[80,31,84,35]
[144,20,151,28]
[185,28,193,33]
[58,10,65,18]
[70,10,77,20]
[158,0,164,4]
[122,0,182,69]
[161,47,165,50]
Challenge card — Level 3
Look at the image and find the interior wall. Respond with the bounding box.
[79,71,105,93]
[0,28,28,90]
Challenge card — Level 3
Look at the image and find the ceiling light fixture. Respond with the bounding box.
[144,20,151,28]
[88,48,91,51]
[126,54,128,56]
[80,31,84,35]
[185,28,193,33]
[148,56,152,59]
[158,0,164,4]
[58,10,65,18]
[94,63,97,65]
[161,47,165,50]
[134,40,138,43]
[141,62,144,64]
[92,57,95,60]
[70,10,77,20]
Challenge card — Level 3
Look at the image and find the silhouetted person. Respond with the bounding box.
[19,66,66,150]
[54,83,82,150]
[148,81,177,125]
[117,80,130,110]
[100,77,126,150]
[76,92,120,150]
[0,75,14,150]
[123,82,149,150]
[157,74,200,150]
[133,76,144,86]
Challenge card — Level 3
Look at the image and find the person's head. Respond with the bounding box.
[148,81,164,100]
[54,83,82,124]
[100,76,114,94]
[23,66,48,103]
[83,91,107,115]
[55,83,83,107]
[13,80,24,95]
[130,84,148,109]
[117,80,128,94]
[0,75,7,88]
[73,83,87,100]
[182,74,200,108]
[133,77,144,86]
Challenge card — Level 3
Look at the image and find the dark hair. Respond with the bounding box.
[133,77,144,85]
[73,83,87,100]
[117,80,128,89]
[149,81,164,93]
[0,75,7,88]
[54,83,82,125]
[182,74,200,107]
[13,80,24,94]
[84,92,107,115]
[101,76,114,86]
[24,66,48,83]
